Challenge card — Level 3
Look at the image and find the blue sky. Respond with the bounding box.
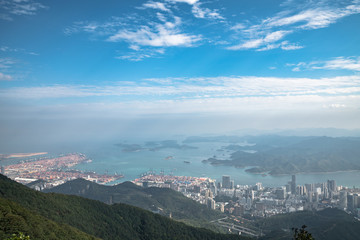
[1,0,360,147]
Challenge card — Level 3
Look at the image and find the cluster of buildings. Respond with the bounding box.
[134,173,360,219]
[1,153,123,188]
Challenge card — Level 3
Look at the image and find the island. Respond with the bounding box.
[202,136,360,175]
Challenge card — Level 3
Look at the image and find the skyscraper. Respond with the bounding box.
[222,175,231,189]
[291,175,296,195]
[339,191,347,209]
[327,180,337,192]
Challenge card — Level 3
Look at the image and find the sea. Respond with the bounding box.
[69,138,360,188]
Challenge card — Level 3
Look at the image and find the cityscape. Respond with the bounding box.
[1,153,123,187]
[134,173,360,222]
[2,152,360,223]
[1,150,360,238]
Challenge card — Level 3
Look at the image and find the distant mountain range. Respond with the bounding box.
[201,136,360,175]
[43,178,223,228]
[0,174,245,240]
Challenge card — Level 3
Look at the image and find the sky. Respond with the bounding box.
[1,0,360,150]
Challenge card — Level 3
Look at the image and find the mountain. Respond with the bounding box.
[0,197,98,240]
[257,208,360,240]
[43,179,223,226]
[204,136,360,174]
[0,174,246,240]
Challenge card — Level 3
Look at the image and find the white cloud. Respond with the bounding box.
[0,72,12,81]
[0,58,15,69]
[116,48,165,61]
[191,3,224,20]
[2,75,359,100]
[228,30,290,50]
[317,57,360,71]
[280,41,303,50]
[265,5,360,30]
[230,23,246,31]
[0,0,47,20]
[108,17,202,47]
[166,0,199,5]
[1,75,359,132]
[228,1,360,51]
[142,1,170,12]
[289,57,360,72]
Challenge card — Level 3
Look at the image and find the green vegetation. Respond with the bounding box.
[44,179,224,223]
[292,225,314,240]
[0,198,97,240]
[256,208,360,240]
[5,232,30,240]
[0,174,246,240]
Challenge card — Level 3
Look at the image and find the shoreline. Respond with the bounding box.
[0,152,48,159]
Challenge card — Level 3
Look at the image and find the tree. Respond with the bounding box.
[5,232,30,240]
[292,225,314,240]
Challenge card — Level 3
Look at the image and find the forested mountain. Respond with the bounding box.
[0,174,246,240]
[0,198,98,240]
[44,179,223,225]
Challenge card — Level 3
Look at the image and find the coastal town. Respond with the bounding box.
[1,151,360,229]
[1,153,122,188]
[134,173,360,223]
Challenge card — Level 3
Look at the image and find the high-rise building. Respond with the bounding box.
[209,182,217,196]
[327,180,337,192]
[347,193,354,211]
[275,188,286,199]
[291,175,296,195]
[285,184,290,193]
[230,180,235,189]
[308,192,313,202]
[222,175,231,189]
[339,191,347,209]
[234,205,244,216]
[255,182,263,191]
[314,192,319,202]
[305,183,313,193]
[0,166,4,175]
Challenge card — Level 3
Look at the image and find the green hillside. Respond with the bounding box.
[0,197,98,240]
[256,208,360,240]
[44,179,223,224]
[0,174,246,240]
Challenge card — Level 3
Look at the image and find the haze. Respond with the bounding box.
[1,0,360,152]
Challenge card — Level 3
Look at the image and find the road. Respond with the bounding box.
[211,217,261,237]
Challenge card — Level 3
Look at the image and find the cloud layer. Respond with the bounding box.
[0,0,46,21]
[1,75,359,118]
[228,0,360,51]
[289,56,360,72]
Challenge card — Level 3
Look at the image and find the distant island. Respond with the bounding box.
[115,140,197,152]
[201,135,360,175]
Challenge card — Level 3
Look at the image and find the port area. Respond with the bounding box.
[2,153,123,188]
